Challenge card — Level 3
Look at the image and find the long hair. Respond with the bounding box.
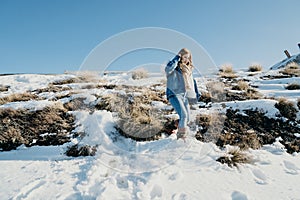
[178,48,194,69]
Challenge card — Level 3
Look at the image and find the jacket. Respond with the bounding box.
[165,55,197,100]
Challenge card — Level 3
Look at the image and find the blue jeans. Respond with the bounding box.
[168,93,190,129]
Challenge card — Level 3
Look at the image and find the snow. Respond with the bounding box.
[0,74,76,98]
[0,99,55,111]
[270,53,300,70]
[1,72,300,199]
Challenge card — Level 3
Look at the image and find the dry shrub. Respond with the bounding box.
[275,98,297,120]
[65,144,97,157]
[95,93,124,111]
[248,64,263,72]
[131,68,149,80]
[220,64,234,73]
[64,97,91,111]
[33,85,72,93]
[0,92,42,105]
[52,77,80,85]
[195,112,226,142]
[216,146,253,168]
[75,71,102,82]
[298,98,300,110]
[217,130,261,150]
[245,88,262,99]
[232,80,249,91]
[198,91,211,103]
[0,103,75,151]
[281,62,300,77]
[206,81,226,102]
[97,92,165,140]
[285,83,300,90]
[0,85,9,92]
[219,64,237,79]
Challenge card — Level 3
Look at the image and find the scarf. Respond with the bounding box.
[180,64,194,91]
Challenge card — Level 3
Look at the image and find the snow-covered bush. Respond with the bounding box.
[131,68,149,80]
[0,84,9,92]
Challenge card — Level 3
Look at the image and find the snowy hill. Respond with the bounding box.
[0,68,300,199]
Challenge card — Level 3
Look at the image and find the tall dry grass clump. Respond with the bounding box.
[96,90,166,140]
[219,64,237,79]
[206,81,226,102]
[275,98,298,120]
[281,62,300,77]
[232,80,249,91]
[248,64,263,72]
[195,112,226,142]
[216,146,253,168]
[131,68,149,80]
[0,92,42,105]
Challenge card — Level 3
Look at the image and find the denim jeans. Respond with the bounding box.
[168,93,190,129]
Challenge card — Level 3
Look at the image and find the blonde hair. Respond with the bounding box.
[178,48,193,68]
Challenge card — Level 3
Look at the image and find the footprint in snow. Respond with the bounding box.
[231,191,248,200]
[251,169,268,185]
[283,160,299,175]
[116,175,129,189]
[172,193,188,200]
[150,184,163,199]
[15,179,46,200]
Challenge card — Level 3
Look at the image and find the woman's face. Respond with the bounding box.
[181,53,190,65]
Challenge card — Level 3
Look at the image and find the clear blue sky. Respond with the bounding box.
[0,0,299,74]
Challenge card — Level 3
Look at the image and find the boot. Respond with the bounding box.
[177,128,187,140]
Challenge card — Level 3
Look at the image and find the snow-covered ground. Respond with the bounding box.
[0,72,300,200]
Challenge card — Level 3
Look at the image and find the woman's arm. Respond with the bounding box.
[165,55,180,75]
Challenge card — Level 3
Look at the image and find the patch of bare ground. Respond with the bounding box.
[0,103,75,151]
[196,109,300,153]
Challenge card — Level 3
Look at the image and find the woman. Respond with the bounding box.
[165,48,197,139]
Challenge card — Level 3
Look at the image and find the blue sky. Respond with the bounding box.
[0,0,299,74]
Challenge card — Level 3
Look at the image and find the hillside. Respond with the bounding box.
[0,66,300,199]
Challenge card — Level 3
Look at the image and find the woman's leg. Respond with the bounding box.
[183,96,190,123]
[168,95,188,129]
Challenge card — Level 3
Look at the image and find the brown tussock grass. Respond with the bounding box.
[0,92,42,105]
